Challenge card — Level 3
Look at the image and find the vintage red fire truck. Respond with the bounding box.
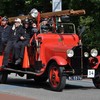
[0,9,100,91]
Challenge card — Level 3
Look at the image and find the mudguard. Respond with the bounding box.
[49,56,68,66]
[95,56,100,69]
[90,56,100,69]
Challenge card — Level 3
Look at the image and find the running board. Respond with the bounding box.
[3,68,42,75]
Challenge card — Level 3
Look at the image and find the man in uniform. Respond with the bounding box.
[14,18,31,65]
[30,19,38,36]
[40,18,50,33]
[1,18,25,68]
[0,16,12,54]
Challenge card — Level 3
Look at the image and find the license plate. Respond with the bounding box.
[68,76,82,80]
[87,69,95,78]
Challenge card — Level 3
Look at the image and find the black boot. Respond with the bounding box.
[15,58,22,65]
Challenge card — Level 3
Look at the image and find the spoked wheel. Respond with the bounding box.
[92,75,100,89]
[48,62,66,91]
[0,71,8,84]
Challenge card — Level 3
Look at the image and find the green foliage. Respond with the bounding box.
[0,0,52,16]
[67,0,100,50]
[79,12,100,50]
[79,16,93,47]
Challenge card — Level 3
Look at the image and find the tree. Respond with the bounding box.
[67,0,100,50]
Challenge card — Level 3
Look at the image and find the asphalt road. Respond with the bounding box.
[0,74,100,100]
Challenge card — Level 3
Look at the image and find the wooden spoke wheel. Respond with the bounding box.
[48,62,66,91]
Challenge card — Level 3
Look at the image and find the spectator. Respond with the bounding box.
[14,18,31,65]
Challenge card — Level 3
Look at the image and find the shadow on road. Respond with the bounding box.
[5,78,95,92]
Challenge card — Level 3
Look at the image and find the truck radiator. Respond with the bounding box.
[70,46,90,75]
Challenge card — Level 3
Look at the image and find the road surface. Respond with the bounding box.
[0,74,100,100]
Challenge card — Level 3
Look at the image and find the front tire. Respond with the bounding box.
[92,75,100,89]
[48,62,66,91]
[92,68,100,89]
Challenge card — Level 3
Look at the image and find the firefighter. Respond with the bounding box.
[40,18,50,33]
[23,18,31,35]
[1,18,25,68]
[30,19,38,36]
[0,16,12,54]
[59,24,65,34]
[30,19,39,49]
[14,18,31,65]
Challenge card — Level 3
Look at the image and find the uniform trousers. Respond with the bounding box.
[3,41,16,66]
[14,40,29,60]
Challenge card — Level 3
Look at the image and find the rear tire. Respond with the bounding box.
[48,62,66,91]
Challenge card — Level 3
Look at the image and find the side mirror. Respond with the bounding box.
[77,26,85,37]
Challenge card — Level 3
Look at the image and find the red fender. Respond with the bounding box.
[89,56,100,69]
[97,56,100,63]
[96,56,100,69]
[49,56,68,66]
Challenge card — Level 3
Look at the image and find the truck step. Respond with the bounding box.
[3,68,42,75]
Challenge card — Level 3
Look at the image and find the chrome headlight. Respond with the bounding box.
[67,49,74,57]
[84,52,89,57]
[91,49,98,57]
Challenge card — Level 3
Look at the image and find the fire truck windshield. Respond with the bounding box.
[57,23,76,34]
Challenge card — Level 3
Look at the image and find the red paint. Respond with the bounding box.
[49,66,60,88]
[90,56,100,69]
[37,33,79,67]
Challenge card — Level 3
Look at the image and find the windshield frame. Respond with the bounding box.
[57,23,76,34]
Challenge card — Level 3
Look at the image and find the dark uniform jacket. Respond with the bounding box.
[9,25,25,42]
[22,28,31,45]
[0,25,12,52]
[31,27,38,36]
[24,28,31,39]
[0,25,12,42]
